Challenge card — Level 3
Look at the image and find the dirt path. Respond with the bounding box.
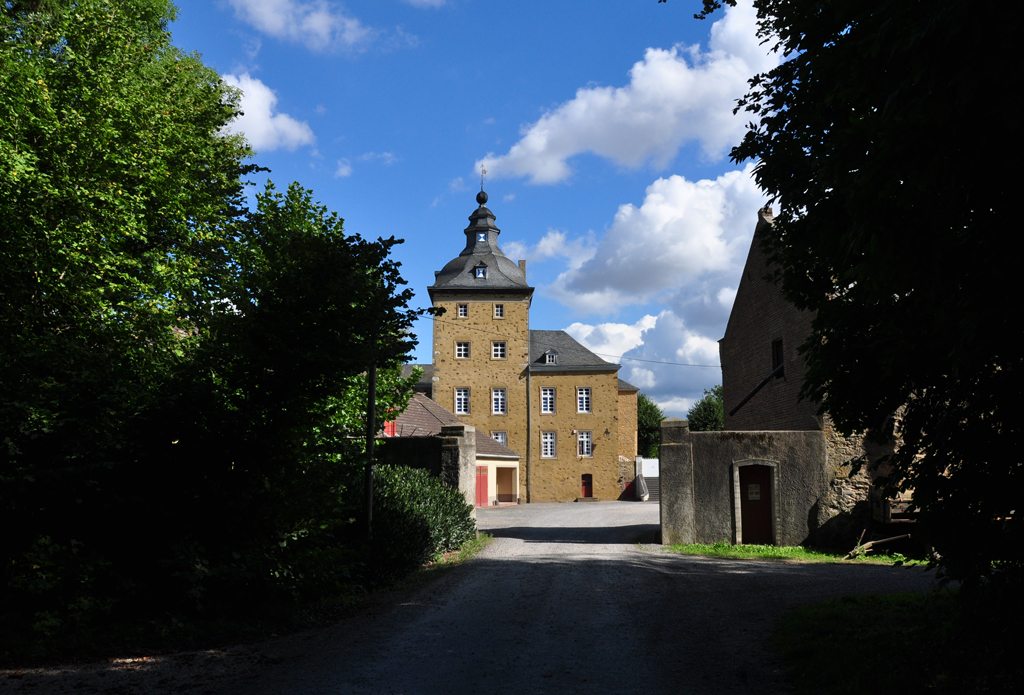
[2,503,935,694]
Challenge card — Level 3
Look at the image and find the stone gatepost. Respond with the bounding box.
[440,424,477,518]
[659,418,694,545]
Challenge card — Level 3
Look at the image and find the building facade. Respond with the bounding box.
[413,190,638,503]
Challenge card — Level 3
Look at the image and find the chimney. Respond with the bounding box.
[518,259,527,279]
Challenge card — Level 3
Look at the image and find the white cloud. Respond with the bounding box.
[222,73,315,152]
[716,286,737,309]
[620,311,722,417]
[475,0,779,184]
[504,229,597,271]
[334,158,352,177]
[360,151,396,165]
[564,315,657,359]
[548,164,764,313]
[503,193,515,202]
[228,0,372,52]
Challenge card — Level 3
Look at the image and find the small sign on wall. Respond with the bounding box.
[747,483,761,501]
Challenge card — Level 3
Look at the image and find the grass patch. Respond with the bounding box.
[666,540,920,565]
[776,591,1022,694]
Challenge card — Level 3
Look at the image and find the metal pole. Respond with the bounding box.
[364,362,377,541]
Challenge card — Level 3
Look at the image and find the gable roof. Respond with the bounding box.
[528,330,619,373]
[386,393,521,459]
[618,378,639,392]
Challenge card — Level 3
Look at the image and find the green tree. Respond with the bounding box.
[687,385,723,432]
[685,0,1021,586]
[637,393,664,458]
[0,0,256,624]
[0,0,430,645]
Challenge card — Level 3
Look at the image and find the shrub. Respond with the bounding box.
[365,465,477,582]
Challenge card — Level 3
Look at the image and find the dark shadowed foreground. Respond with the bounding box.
[2,503,934,694]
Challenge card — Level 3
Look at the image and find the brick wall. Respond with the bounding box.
[721,210,821,431]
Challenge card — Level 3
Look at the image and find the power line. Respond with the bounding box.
[591,353,720,369]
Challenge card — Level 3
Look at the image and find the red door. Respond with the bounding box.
[739,465,772,544]
[581,474,593,498]
[475,466,488,507]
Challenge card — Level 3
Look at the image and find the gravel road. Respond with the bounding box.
[3,502,935,694]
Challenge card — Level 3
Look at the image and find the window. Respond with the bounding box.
[457,303,468,318]
[475,266,486,278]
[494,304,504,318]
[545,352,557,364]
[491,431,507,446]
[456,342,470,359]
[541,431,556,458]
[577,387,591,413]
[492,341,506,359]
[578,431,593,457]
[477,232,486,241]
[541,387,555,414]
[492,388,507,414]
[455,388,470,414]
[772,338,785,378]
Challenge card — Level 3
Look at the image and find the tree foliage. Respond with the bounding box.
[637,393,664,458]
[687,385,723,432]
[688,0,1020,586]
[0,0,443,651]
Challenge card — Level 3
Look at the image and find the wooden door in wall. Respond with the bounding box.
[475,466,488,507]
[739,465,772,544]
[581,474,593,498]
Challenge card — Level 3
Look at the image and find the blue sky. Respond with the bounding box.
[170,0,778,417]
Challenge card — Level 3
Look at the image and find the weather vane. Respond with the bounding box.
[480,167,487,191]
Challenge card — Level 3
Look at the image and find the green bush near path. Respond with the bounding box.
[666,541,921,566]
[775,591,1023,693]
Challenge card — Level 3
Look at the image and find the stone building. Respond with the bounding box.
[660,207,900,547]
[406,190,639,503]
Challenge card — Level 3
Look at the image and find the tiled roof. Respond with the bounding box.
[528,330,619,372]
[386,393,521,459]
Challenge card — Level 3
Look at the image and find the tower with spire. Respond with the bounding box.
[423,190,639,504]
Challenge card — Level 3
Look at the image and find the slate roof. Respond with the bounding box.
[386,393,521,459]
[618,378,639,392]
[528,330,620,373]
[428,191,533,296]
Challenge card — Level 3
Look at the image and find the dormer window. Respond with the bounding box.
[474,262,487,279]
[477,232,487,242]
[544,350,558,365]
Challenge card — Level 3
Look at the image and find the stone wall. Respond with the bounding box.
[659,417,880,547]
[527,370,621,502]
[617,389,638,461]
[431,293,531,465]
